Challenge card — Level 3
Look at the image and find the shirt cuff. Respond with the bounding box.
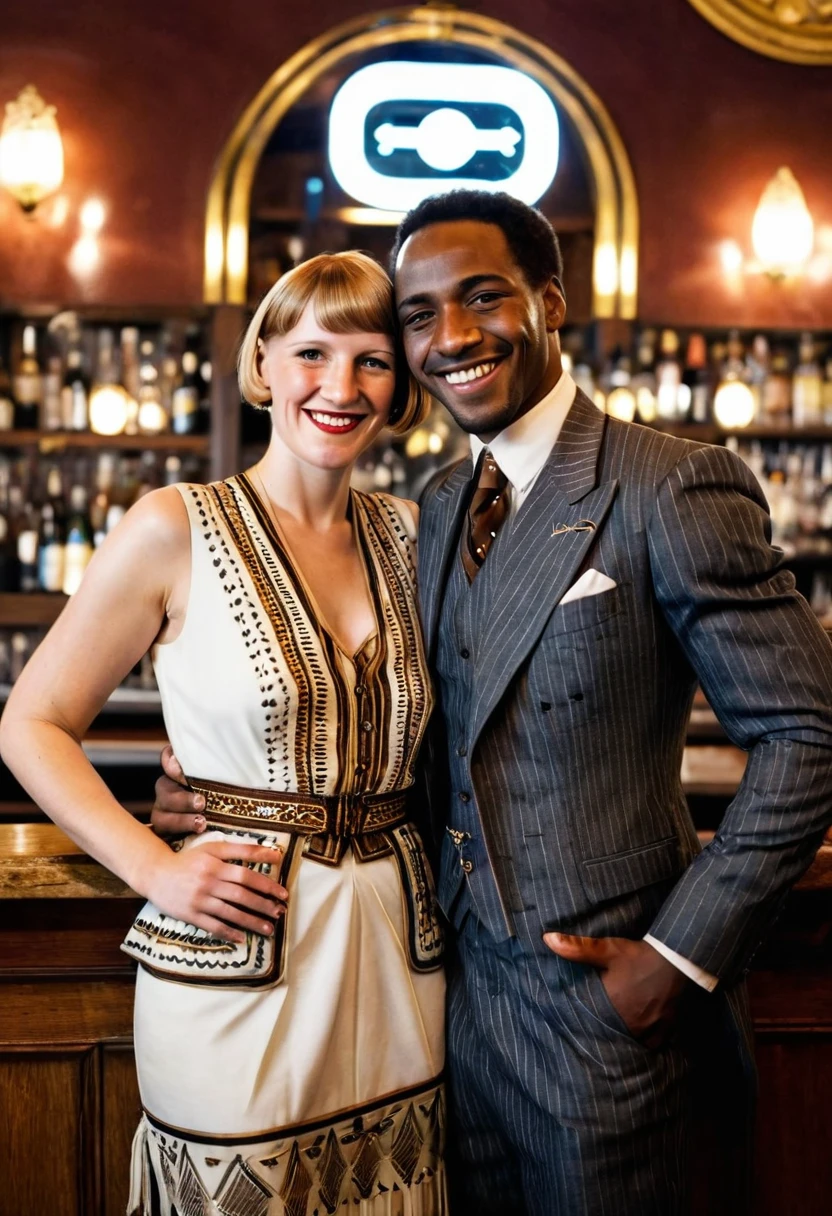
[643,934,719,992]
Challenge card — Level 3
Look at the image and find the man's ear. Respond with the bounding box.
[542,277,567,333]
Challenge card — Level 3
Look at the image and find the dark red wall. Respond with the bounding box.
[0,1,830,326]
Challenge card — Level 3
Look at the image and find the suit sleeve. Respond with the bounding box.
[645,443,832,983]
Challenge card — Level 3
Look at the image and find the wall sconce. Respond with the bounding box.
[751,167,814,279]
[0,85,64,213]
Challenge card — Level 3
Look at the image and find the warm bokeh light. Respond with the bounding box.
[0,85,64,212]
[88,385,129,436]
[719,240,744,276]
[80,197,106,233]
[68,234,100,276]
[751,167,814,277]
[713,380,756,429]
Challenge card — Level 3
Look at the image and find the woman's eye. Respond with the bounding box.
[362,357,391,371]
[298,349,322,361]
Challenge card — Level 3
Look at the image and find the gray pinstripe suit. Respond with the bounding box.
[417,390,832,1214]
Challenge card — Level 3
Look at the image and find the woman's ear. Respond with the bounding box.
[256,338,270,392]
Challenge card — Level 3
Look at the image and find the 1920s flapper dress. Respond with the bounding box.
[124,475,446,1216]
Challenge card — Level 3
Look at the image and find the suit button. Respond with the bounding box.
[457,744,467,757]
[460,647,470,659]
[461,859,474,874]
[459,791,470,803]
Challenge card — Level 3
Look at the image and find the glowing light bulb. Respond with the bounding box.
[0,86,64,212]
[751,168,814,277]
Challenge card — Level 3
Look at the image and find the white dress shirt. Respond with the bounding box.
[470,371,718,992]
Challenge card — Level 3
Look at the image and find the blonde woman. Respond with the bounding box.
[0,253,447,1214]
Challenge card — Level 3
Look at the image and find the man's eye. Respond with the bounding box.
[404,311,433,328]
[471,292,503,307]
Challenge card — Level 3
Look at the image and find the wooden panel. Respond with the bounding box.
[102,1044,142,1216]
[0,899,140,977]
[0,1048,89,1216]
[0,980,134,1044]
[753,1033,832,1216]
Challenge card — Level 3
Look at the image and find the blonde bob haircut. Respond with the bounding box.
[237,251,429,435]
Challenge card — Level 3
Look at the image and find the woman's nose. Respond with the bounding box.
[319,361,360,407]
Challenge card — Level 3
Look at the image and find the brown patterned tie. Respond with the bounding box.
[461,449,510,583]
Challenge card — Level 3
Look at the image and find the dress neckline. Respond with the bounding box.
[238,474,380,663]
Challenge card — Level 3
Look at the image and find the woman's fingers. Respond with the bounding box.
[188,913,247,945]
[213,880,285,922]
[160,744,187,784]
[203,897,280,939]
[219,860,288,903]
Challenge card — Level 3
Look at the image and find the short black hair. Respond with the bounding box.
[389,189,564,290]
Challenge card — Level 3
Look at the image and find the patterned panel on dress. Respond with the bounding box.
[214,1154,273,1216]
[391,823,446,970]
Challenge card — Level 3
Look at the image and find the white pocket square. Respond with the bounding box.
[559,569,617,605]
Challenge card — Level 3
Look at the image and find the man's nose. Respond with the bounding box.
[319,360,360,407]
[434,306,482,356]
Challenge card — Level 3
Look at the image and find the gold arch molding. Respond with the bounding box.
[686,0,832,64]
[204,5,639,319]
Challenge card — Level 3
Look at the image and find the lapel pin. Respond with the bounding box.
[551,520,597,537]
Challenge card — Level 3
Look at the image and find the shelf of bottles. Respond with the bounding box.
[0,309,213,701]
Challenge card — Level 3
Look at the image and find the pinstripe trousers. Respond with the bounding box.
[444,908,752,1216]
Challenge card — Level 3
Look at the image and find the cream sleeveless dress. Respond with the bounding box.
[126,475,446,1216]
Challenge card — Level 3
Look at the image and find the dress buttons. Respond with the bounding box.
[460,648,470,659]
[461,859,474,874]
[355,684,366,696]
[459,791,470,803]
[361,721,374,733]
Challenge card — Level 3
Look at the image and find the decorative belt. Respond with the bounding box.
[186,776,412,865]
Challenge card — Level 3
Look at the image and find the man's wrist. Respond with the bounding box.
[644,934,719,992]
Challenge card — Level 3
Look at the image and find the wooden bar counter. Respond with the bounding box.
[1,816,831,1215]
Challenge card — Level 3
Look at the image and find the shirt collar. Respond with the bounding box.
[469,371,577,494]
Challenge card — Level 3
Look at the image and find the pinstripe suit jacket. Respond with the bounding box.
[418,389,832,985]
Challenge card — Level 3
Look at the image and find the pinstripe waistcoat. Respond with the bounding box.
[418,390,832,986]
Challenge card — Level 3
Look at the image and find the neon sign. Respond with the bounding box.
[328,61,560,212]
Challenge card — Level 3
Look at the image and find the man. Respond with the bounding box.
[154,191,832,1214]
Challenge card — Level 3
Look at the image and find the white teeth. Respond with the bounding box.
[309,411,358,428]
[444,362,496,385]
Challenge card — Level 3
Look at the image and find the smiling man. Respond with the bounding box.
[389,189,832,1215]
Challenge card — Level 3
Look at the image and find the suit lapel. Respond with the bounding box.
[469,391,618,748]
[418,456,472,656]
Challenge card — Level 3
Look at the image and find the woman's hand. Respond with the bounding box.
[145,839,289,944]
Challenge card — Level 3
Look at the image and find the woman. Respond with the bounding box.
[0,252,447,1214]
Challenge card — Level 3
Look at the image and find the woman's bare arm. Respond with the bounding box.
[0,487,286,941]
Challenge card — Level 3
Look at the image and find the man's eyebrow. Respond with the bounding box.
[397,273,512,312]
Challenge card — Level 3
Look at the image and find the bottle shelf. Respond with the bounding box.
[0,592,66,627]
[0,431,209,453]
[647,423,832,444]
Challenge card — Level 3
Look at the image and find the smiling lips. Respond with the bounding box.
[305,409,366,435]
[439,359,503,392]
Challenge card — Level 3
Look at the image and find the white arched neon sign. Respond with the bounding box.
[328,61,560,211]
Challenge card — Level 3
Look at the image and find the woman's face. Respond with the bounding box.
[259,301,397,471]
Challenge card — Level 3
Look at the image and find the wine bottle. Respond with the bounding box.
[61,349,90,431]
[793,333,823,429]
[38,466,66,592]
[62,484,94,595]
[682,334,710,424]
[13,325,42,430]
[171,351,200,435]
[0,355,15,431]
[656,330,682,421]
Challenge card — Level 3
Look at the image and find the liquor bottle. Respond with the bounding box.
[38,466,66,593]
[61,349,90,431]
[713,332,756,430]
[0,355,15,431]
[197,359,212,434]
[120,327,141,435]
[89,328,129,437]
[821,354,832,427]
[605,350,637,423]
[746,336,771,424]
[171,351,200,435]
[0,465,17,591]
[762,348,792,426]
[13,325,42,429]
[632,329,658,424]
[819,446,832,537]
[792,333,823,429]
[16,495,40,593]
[62,485,94,596]
[137,340,168,434]
[797,447,821,540]
[682,333,710,424]
[42,354,64,431]
[9,632,31,683]
[90,452,117,548]
[656,330,683,421]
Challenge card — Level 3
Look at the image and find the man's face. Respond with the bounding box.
[395,219,564,438]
